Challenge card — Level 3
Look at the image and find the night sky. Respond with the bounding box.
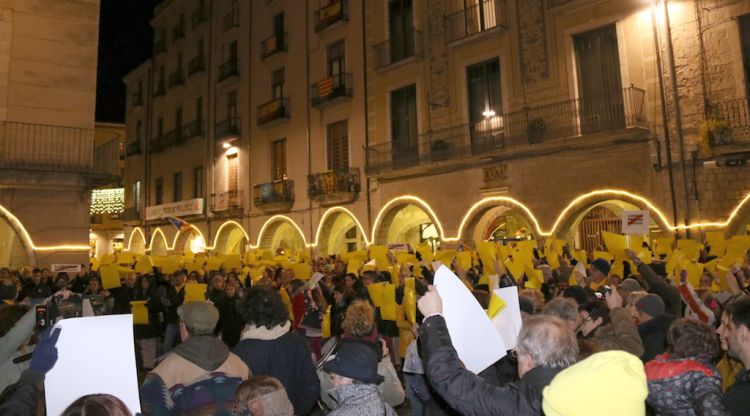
[96,0,160,123]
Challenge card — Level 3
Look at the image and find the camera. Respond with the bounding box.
[35,294,84,330]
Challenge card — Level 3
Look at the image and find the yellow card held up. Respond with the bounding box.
[135,256,153,274]
[653,237,674,256]
[602,231,627,258]
[223,255,242,270]
[676,239,703,261]
[116,252,135,265]
[404,287,417,324]
[380,284,397,321]
[206,257,224,272]
[99,264,121,290]
[130,301,149,325]
[593,251,614,262]
[291,263,312,280]
[456,251,473,271]
[321,306,332,338]
[161,257,182,274]
[369,245,390,262]
[347,259,364,275]
[184,283,207,303]
[706,231,727,257]
[487,293,506,318]
[367,282,385,308]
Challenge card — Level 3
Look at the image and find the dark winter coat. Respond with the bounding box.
[638,314,674,363]
[724,368,750,416]
[419,315,565,416]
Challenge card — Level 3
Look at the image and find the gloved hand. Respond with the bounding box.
[29,327,61,374]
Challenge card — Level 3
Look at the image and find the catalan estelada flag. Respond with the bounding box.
[166,216,193,233]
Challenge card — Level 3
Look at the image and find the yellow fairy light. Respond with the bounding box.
[315,206,370,247]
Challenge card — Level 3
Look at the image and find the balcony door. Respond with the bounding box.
[227,153,238,194]
[390,84,418,166]
[388,0,414,63]
[467,58,502,153]
[574,24,624,134]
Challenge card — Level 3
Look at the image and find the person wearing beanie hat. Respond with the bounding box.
[542,350,648,416]
[578,287,645,357]
[620,278,642,294]
[634,294,674,362]
[323,340,397,416]
[140,301,249,415]
[588,258,611,291]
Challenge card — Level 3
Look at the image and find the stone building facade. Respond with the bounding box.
[122,0,750,257]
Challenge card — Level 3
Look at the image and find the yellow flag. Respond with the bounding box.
[99,264,121,290]
[321,306,332,338]
[130,301,149,325]
[487,293,506,318]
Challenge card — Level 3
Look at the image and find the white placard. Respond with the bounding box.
[145,198,204,221]
[434,266,507,373]
[45,315,141,415]
[50,264,82,273]
[490,287,523,350]
[622,210,650,235]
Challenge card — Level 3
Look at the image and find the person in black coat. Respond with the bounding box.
[719,298,750,415]
[417,286,579,416]
[233,286,320,415]
[633,293,674,363]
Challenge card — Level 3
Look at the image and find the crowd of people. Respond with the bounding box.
[0,235,749,415]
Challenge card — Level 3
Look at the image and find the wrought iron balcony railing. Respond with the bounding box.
[310,72,352,107]
[122,207,141,221]
[261,32,287,59]
[126,140,142,157]
[215,117,240,139]
[0,121,102,174]
[181,120,203,139]
[308,168,360,204]
[254,179,294,213]
[218,57,239,82]
[168,68,184,88]
[315,0,348,32]
[444,0,507,44]
[706,97,750,145]
[364,86,646,174]
[373,29,423,70]
[150,130,179,153]
[188,55,205,76]
[211,190,243,213]
[257,97,289,126]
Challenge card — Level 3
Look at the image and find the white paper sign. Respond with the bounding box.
[622,210,650,234]
[434,266,507,373]
[45,315,141,415]
[50,264,82,273]
[145,198,204,221]
[490,287,523,349]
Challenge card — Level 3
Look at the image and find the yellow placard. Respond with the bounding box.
[524,263,543,290]
[653,237,674,256]
[367,282,385,308]
[435,250,457,267]
[679,259,704,288]
[90,257,101,272]
[726,236,750,257]
[677,239,703,261]
[130,300,149,325]
[291,263,312,280]
[135,255,153,274]
[497,245,512,261]
[116,252,135,265]
[602,231,627,258]
[487,293,506,318]
[381,284,397,321]
[369,245,390,262]
[665,250,685,277]
[184,283,207,303]
[161,257,182,274]
[184,261,203,273]
[706,231,727,257]
[405,276,415,293]
[223,255,242,270]
[206,257,224,272]
[593,251,614,262]
[321,306,332,338]
[477,241,497,268]
[505,257,525,282]
[396,252,418,265]
[456,251,473,270]
[347,259,364,275]
[572,249,587,266]
[99,264,121,290]
[404,287,417,324]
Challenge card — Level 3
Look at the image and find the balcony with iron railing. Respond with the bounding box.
[308,168,360,206]
[154,38,166,54]
[122,207,141,222]
[254,179,294,213]
[444,0,507,44]
[150,130,180,153]
[257,97,289,127]
[310,72,352,108]
[153,81,166,98]
[0,121,112,175]
[215,117,240,140]
[373,29,423,71]
[188,55,205,76]
[211,190,243,217]
[181,120,203,140]
[365,86,647,174]
[168,68,184,88]
[218,57,239,82]
[261,32,286,60]
[706,97,750,146]
[191,5,207,27]
[126,140,142,157]
[223,9,239,32]
[315,0,348,32]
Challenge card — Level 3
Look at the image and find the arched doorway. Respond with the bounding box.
[127,228,147,255]
[316,209,366,255]
[174,230,207,255]
[374,203,439,250]
[460,204,536,243]
[258,218,306,256]
[559,199,665,252]
[213,222,248,255]
[149,229,169,256]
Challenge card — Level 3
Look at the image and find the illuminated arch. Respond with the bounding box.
[456,197,544,242]
[174,229,207,255]
[149,228,169,256]
[0,203,88,253]
[315,207,368,255]
[372,197,443,246]
[126,227,147,254]
[256,216,307,253]
[719,193,750,236]
[550,190,672,238]
[212,221,249,254]
[0,207,36,266]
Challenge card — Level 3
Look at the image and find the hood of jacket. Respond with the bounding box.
[329,383,381,406]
